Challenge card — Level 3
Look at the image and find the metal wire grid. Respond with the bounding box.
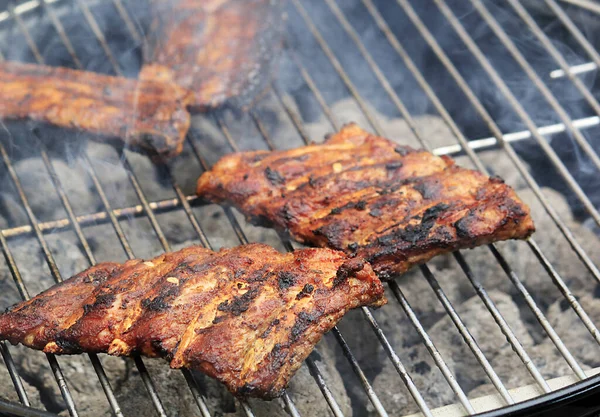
[0,0,597,416]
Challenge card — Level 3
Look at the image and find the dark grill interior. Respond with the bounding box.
[0,0,600,416]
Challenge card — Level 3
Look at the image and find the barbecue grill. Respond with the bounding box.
[0,0,600,416]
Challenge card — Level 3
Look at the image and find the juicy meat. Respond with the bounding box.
[140,0,283,110]
[0,243,384,398]
[196,123,535,280]
[0,61,192,158]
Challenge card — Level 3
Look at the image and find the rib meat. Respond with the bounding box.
[0,243,385,398]
[0,61,192,158]
[140,0,283,110]
[196,124,535,279]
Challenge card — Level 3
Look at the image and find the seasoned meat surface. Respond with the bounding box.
[0,243,384,398]
[0,61,191,158]
[141,0,283,110]
[197,124,535,279]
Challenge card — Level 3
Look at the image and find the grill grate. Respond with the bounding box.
[0,0,599,416]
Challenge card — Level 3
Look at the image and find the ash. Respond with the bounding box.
[0,98,599,417]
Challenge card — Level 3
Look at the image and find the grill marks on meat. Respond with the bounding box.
[0,243,385,398]
[196,123,535,279]
[0,61,191,158]
[141,0,283,110]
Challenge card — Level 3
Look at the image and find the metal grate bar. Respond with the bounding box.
[557,0,600,14]
[367,0,593,375]
[468,0,600,172]
[0,224,31,409]
[433,116,600,156]
[212,116,353,416]
[290,0,386,137]
[0,141,80,417]
[73,0,122,75]
[285,41,477,415]
[290,0,518,404]
[36,144,124,416]
[0,342,31,406]
[388,281,475,414]
[419,265,514,404]
[110,0,141,44]
[282,392,302,417]
[546,0,600,77]
[506,0,600,123]
[333,0,599,376]
[453,252,552,393]
[369,0,600,298]
[360,308,435,417]
[249,92,435,415]
[287,51,340,130]
[428,0,600,347]
[305,356,346,417]
[332,327,389,417]
[32,3,218,415]
[16,4,174,415]
[489,245,586,378]
[0,196,198,240]
[250,105,429,415]
[8,4,43,63]
[392,0,600,275]
[316,2,559,396]
[321,0,429,149]
[196,182,338,413]
[432,0,600,227]
[40,0,82,68]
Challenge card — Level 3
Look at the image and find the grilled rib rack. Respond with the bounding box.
[1,0,600,416]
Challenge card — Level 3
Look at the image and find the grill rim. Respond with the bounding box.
[0,0,599,416]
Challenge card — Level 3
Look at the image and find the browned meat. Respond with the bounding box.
[0,243,385,398]
[0,61,192,158]
[196,124,535,280]
[140,0,283,110]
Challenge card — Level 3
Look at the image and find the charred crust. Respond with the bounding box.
[265,167,285,185]
[394,146,410,156]
[333,258,366,287]
[55,337,82,353]
[296,284,314,300]
[277,271,296,290]
[374,203,450,247]
[245,265,276,283]
[386,161,403,170]
[243,174,249,180]
[281,204,295,223]
[454,212,475,238]
[329,200,368,216]
[490,175,505,184]
[347,242,359,251]
[291,311,319,342]
[312,221,348,250]
[260,318,281,338]
[308,175,317,188]
[141,296,170,312]
[83,293,116,314]
[422,203,450,222]
[269,343,288,370]
[413,181,440,200]
[217,288,260,316]
[151,339,170,358]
